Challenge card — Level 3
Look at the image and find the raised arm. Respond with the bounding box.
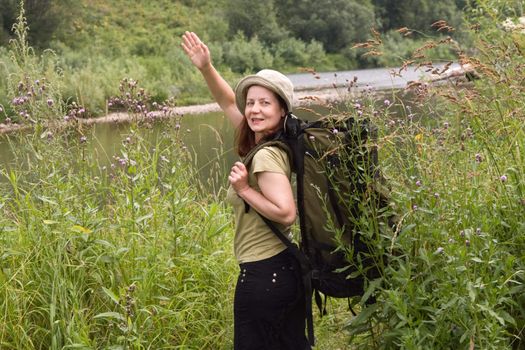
[181,31,244,128]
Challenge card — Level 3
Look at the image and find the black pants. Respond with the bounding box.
[234,249,310,350]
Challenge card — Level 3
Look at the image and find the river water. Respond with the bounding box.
[0,65,453,188]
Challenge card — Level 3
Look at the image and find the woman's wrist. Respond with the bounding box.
[198,62,213,74]
[235,185,250,198]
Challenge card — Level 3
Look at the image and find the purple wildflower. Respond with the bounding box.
[384,99,391,107]
[47,98,53,107]
[500,175,507,182]
[475,153,483,162]
[80,136,87,143]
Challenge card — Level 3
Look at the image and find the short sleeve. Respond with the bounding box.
[251,146,291,177]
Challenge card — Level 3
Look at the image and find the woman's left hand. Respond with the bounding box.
[229,162,250,194]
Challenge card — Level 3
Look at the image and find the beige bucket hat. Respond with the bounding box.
[234,69,294,114]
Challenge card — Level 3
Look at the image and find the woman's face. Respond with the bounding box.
[245,85,285,142]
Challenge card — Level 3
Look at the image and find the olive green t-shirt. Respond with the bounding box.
[226,146,292,264]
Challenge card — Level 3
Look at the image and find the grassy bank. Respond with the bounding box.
[0,0,524,349]
[0,121,238,348]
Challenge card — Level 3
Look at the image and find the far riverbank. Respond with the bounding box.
[0,63,472,134]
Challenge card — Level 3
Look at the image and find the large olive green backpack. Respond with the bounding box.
[243,113,396,346]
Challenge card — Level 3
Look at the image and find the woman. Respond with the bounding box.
[181,31,310,350]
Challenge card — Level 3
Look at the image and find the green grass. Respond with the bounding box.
[0,121,237,349]
[0,0,524,348]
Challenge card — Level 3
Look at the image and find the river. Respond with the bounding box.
[0,64,463,188]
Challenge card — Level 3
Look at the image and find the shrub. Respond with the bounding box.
[0,90,237,349]
[272,37,329,70]
[0,3,66,124]
[221,32,274,74]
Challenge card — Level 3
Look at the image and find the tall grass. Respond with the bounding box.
[329,1,525,348]
[0,118,237,348]
[1,0,524,349]
[0,3,65,125]
[0,15,238,345]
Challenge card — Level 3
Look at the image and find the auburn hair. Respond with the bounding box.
[235,90,288,157]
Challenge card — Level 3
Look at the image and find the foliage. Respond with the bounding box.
[0,0,473,123]
[366,30,458,67]
[0,85,236,348]
[272,37,330,71]
[0,0,73,48]
[221,32,274,74]
[372,0,465,35]
[1,0,524,348]
[327,0,525,348]
[0,1,66,124]
[225,0,287,44]
[275,0,376,53]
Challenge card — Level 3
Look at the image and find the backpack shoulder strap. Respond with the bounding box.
[241,139,291,214]
[242,139,291,168]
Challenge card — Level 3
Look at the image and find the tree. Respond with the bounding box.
[225,0,288,44]
[275,0,376,53]
[372,0,464,34]
[0,0,73,48]
[0,0,18,45]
